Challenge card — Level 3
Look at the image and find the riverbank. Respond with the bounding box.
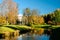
[0,25,60,40]
[0,25,31,39]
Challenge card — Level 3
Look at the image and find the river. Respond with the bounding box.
[0,33,50,40]
[17,33,50,40]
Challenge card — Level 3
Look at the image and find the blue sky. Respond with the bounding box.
[0,0,60,15]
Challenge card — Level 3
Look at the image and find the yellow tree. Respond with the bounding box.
[30,10,44,25]
[0,15,7,25]
[5,0,18,24]
[0,0,18,25]
[37,16,44,24]
[30,10,39,25]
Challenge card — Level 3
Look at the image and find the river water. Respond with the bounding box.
[17,33,50,40]
[0,33,50,40]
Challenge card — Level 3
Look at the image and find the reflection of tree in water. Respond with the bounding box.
[0,36,18,40]
[17,30,50,40]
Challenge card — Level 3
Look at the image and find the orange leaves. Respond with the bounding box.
[7,11,18,24]
[38,16,44,24]
[0,16,7,25]
[30,16,44,25]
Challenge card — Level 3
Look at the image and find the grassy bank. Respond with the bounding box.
[32,25,60,29]
[0,27,15,34]
[0,25,31,34]
[0,24,60,34]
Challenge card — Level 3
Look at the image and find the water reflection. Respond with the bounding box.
[0,36,18,40]
[0,33,50,40]
[18,33,50,40]
[0,29,50,40]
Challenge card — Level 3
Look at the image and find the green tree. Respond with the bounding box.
[54,9,60,24]
[23,8,31,25]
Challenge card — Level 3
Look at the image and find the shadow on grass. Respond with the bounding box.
[5,26,31,34]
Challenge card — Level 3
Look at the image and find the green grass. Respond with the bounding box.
[3,25,31,29]
[49,25,60,29]
[32,25,51,28]
[31,25,60,30]
[0,24,60,34]
[0,27,15,33]
[3,25,31,31]
[0,25,31,34]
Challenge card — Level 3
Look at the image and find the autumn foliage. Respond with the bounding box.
[0,0,18,25]
[22,8,45,25]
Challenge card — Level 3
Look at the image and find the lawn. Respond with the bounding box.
[0,24,60,34]
[0,27,15,34]
[0,25,31,34]
[31,24,60,29]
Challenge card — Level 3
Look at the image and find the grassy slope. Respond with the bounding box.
[32,25,60,29]
[0,27,15,33]
[0,25,60,34]
[0,25,31,33]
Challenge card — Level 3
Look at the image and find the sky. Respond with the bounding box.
[0,0,60,15]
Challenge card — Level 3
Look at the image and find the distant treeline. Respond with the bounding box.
[43,9,60,25]
[21,8,60,25]
[0,0,60,25]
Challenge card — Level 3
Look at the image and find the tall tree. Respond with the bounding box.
[54,9,60,24]
[30,9,44,25]
[23,8,31,25]
[0,0,18,24]
[30,10,39,25]
[5,0,18,24]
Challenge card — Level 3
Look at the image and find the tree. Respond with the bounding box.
[54,9,60,25]
[29,9,39,25]
[30,9,44,25]
[0,0,18,25]
[5,0,18,24]
[43,9,60,25]
[38,16,44,24]
[22,8,44,25]
[22,8,31,25]
[0,15,7,25]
